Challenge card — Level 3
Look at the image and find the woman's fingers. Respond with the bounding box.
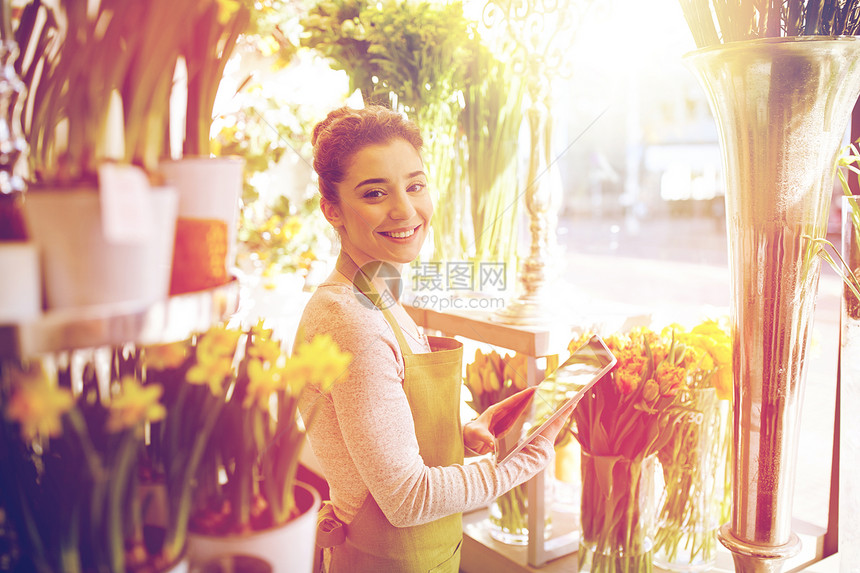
[488,387,536,437]
[464,419,495,455]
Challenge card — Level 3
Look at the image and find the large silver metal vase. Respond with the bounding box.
[686,37,860,572]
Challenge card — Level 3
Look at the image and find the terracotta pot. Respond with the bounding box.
[188,482,322,573]
[159,156,244,287]
[21,186,178,310]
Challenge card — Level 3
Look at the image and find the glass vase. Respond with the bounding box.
[652,388,731,572]
[578,452,657,573]
[685,36,860,572]
[487,467,553,546]
[840,195,860,571]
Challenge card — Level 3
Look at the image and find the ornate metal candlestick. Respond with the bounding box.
[480,0,589,326]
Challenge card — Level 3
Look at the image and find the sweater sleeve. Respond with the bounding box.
[297,284,555,527]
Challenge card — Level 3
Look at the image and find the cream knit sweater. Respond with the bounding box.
[296,282,554,527]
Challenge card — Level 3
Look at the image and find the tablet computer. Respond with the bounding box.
[495,334,617,465]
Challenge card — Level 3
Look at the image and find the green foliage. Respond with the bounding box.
[299,0,374,98]
[212,95,328,277]
[462,36,525,264]
[300,0,472,112]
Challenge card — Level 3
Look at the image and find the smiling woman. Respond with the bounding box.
[294,105,573,573]
[319,137,433,266]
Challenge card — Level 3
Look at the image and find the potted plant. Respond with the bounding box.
[12,0,191,311]
[129,326,240,570]
[0,357,184,572]
[184,320,352,573]
[160,0,251,295]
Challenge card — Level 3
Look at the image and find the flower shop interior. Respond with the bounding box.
[1,0,858,572]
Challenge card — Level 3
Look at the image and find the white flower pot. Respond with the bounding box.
[188,482,322,573]
[0,241,41,323]
[22,187,178,310]
[159,156,244,275]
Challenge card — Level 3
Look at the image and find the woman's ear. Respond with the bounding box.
[320,198,343,228]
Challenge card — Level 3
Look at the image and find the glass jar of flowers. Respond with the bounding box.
[570,327,691,573]
[462,348,553,545]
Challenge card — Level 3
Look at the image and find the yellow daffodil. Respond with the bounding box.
[244,359,283,410]
[713,366,733,400]
[186,325,242,395]
[250,319,274,341]
[143,340,189,370]
[197,325,242,360]
[289,333,352,392]
[187,354,234,396]
[5,362,75,441]
[248,334,282,365]
[107,376,166,432]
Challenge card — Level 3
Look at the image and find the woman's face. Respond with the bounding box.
[323,138,433,266]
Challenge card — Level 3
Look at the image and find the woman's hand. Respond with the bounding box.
[463,387,537,456]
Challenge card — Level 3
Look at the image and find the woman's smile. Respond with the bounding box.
[379,225,420,240]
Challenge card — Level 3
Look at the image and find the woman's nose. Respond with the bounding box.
[389,189,417,220]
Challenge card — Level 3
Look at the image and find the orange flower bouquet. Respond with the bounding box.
[570,328,690,573]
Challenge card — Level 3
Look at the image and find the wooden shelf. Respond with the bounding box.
[404,305,572,357]
[0,278,240,358]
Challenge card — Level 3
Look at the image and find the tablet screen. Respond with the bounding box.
[495,335,616,464]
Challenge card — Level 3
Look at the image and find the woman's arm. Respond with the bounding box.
[318,294,554,527]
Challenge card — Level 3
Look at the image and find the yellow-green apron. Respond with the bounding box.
[322,254,465,573]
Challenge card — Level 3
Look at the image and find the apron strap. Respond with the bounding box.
[335,253,413,357]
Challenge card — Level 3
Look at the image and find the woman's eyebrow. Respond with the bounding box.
[354,177,388,191]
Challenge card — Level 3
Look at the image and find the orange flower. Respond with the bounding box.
[615,365,642,395]
[655,361,685,397]
[503,353,528,390]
